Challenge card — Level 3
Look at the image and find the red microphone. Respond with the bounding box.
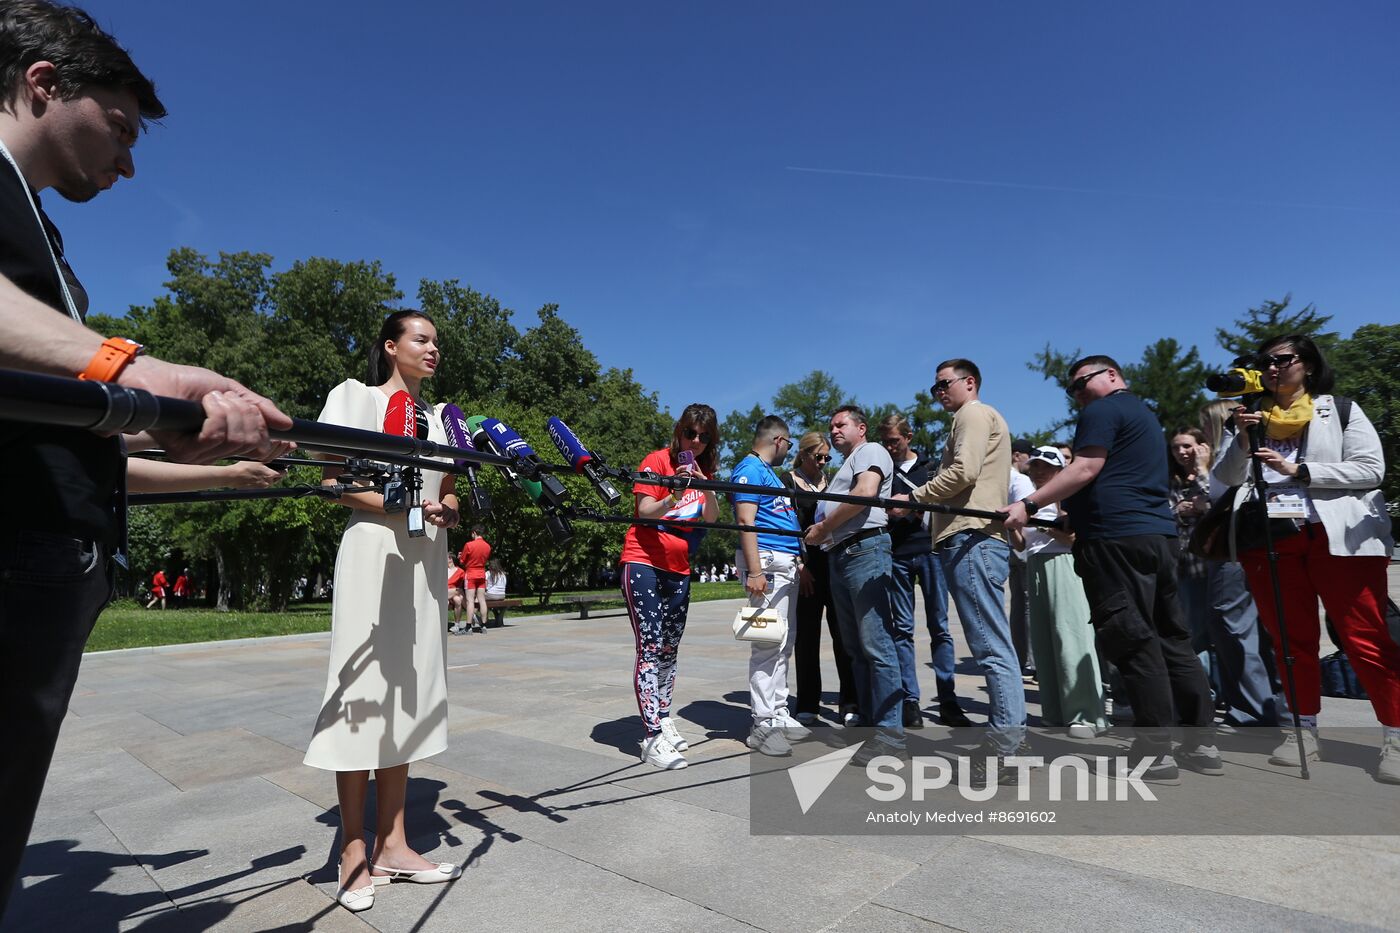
[382,390,426,535]
[384,390,427,440]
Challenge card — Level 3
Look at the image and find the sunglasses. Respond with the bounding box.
[683,429,711,443]
[930,377,964,394]
[813,454,832,464]
[1261,353,1300,369]
[878,436,904,447]
[1065,368,1110,396]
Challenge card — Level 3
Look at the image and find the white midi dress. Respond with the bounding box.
[303,379,451,771]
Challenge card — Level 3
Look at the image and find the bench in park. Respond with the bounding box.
[563,593,617,619]
[485,598,522,627]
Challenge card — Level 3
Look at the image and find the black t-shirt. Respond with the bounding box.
[1065,391,1175,540]
[0,159,122,546]
[889,449,935,558]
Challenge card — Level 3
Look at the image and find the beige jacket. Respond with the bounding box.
[910,400,1012,545]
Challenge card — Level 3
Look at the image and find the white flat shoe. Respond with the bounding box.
[369,861,462,885]
[334,882,375,911]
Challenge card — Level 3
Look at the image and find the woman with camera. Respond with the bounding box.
[1212,334,1399,784]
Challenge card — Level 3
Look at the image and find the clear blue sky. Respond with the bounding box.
[56,1,1400,441]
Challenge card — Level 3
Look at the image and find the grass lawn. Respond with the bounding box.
[87,581,747,652]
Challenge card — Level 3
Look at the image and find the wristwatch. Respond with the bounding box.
[79,337,143,382]
[1020,497,1040,513]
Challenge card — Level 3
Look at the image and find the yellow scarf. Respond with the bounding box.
[1261,393,1313,441]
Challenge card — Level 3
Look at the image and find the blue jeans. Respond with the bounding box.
[828,533,904,743]
[938,531,1025,754]
[890,551,956,704]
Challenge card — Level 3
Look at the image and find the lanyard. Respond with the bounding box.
[0,137,83,323]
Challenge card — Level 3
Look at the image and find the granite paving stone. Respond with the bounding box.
[10,576,1398,932]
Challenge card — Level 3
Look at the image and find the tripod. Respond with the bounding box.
[1243,395,1311,778]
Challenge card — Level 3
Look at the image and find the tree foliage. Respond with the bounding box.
[97,248,674,609]
[1215,294,1338,360]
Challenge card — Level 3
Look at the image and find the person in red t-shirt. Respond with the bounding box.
[458,527,491,633]
[146,569,168,611]
[172,570,190,609]
[446,554,467,633]
[622,404,721,770]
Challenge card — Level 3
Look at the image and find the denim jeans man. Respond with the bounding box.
[907,359,1027,774]
[805,406,904,760]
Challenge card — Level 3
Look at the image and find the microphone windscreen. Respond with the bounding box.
[547,417,592,473]
[441,403,477,465]
[384,390,417,438]
[481,417,537,459]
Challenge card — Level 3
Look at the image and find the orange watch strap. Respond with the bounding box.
[78,337,142,382]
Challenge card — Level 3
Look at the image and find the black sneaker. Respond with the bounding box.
[939,702,974,728]
[1176,744,1224,775]
[1098,753,1180,785]
[1013,739,1043,767]
[966,751,1019,787]
[902,700,925,729]
[848,739,910,768]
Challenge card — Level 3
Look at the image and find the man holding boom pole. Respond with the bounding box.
[0,2,289,917]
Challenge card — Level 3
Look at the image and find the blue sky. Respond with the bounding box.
[56,1,1400,442]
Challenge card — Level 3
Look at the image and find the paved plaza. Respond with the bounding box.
[8,573,1400,932]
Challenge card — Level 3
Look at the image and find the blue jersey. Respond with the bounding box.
[730,454,801,554]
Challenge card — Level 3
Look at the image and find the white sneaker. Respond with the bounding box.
[658,716,689,752]
[1067,722,1101,739]
[774,710,812,742]
[1377,733,1400,785]
[639,734,687,770]
[1269,728,1321,766]
[746,721,792,757]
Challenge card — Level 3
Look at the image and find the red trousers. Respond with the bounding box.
[1240,523,1400,726]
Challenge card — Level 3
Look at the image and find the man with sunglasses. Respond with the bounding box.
[906,359,1026,784]
[999,356,1218,783]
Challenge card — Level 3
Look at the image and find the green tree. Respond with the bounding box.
[1123,338,1209,432]
[504,305,599,416]
[1332,323,1400,512]
[772,370,851,438]
[417,279,518,403]
[1215,295,1337,360]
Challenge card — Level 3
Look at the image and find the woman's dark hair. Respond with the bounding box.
[1167,426,1208,485]
[1257,334,1335,395]
[366,309,435,386]
[668,403,719,476]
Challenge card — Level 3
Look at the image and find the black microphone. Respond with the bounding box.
[440,403,492,516]
[479,417,570,510]
[546,417,622,507]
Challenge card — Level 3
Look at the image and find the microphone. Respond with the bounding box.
[465,414,543,502]
[480,417,570,510]
[441,403,493,516]
[546,417,621,507]
[522,477,574,545]
[383,391,425,536]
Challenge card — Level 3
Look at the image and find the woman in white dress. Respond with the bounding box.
[305,310,462,911]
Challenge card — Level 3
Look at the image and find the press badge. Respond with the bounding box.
[1266,484,1308,519]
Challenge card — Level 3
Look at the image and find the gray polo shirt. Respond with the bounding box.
[821,440,893,549]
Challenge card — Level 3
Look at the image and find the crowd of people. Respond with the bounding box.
[620,354,1398,790]
[2,1,1398,924]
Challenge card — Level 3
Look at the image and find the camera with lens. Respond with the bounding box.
[1204,355,1266,397]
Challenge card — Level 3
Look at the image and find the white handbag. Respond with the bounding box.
[733,607,786,645]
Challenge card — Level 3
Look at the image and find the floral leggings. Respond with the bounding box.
[622,562,692,735]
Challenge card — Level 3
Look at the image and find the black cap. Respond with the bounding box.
[1011,438,1034,455]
